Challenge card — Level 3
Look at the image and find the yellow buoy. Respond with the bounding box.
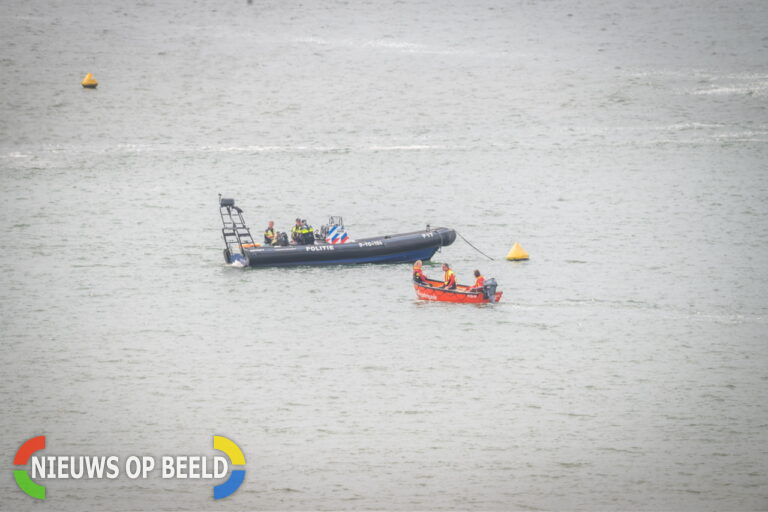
[506,242,529,261]
[81,73,98,88]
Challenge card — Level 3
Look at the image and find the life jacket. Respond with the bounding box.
[300,224,314,243]
[413,267,426,282]
[444,269,456,288]
[264,227,275,243]
[473,275,484,288]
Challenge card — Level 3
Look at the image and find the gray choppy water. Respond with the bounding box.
[1,0,767,510]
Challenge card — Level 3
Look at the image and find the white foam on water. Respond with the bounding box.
[362,39,422,50]
[1,151,31,158]
[692,83,768,96]
[366,144,454,151]
[290,35,462,55]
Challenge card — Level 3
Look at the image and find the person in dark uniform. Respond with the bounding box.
[291,218,302,243]
[264,220,276,245]
[301,219,315,244]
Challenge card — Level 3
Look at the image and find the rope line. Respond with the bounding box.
[456,232,494,261]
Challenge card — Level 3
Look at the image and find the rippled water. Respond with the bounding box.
[1,0,767,510]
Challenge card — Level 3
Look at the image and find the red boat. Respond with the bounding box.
[414,277,502,304]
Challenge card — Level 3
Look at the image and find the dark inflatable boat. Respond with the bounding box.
[219,197,456,268]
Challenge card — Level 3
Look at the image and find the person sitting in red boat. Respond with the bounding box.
[468,269,485,292]
[441,263,457,289]
[412,260,428,283]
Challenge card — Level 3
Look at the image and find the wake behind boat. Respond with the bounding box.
[219,197,456,267]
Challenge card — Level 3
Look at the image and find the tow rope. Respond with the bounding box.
[456,232,494,261]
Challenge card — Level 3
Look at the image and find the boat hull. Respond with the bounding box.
[242,227,456,267]
[413,278,503,304]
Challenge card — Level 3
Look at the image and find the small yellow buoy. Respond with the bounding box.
[81,73,98,88]
[506,241,529,261]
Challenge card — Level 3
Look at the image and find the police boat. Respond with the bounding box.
[219,197,456,267]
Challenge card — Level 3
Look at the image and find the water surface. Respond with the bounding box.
[1,0,767,510]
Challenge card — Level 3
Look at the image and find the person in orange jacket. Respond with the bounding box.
[469,269,485,292]
[412,260,428,283]
[441,263,456,289]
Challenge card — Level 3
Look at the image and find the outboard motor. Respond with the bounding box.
[275,232,289,246]
[482,278,498,303]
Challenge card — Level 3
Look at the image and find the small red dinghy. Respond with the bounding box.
[414,277,502,304]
